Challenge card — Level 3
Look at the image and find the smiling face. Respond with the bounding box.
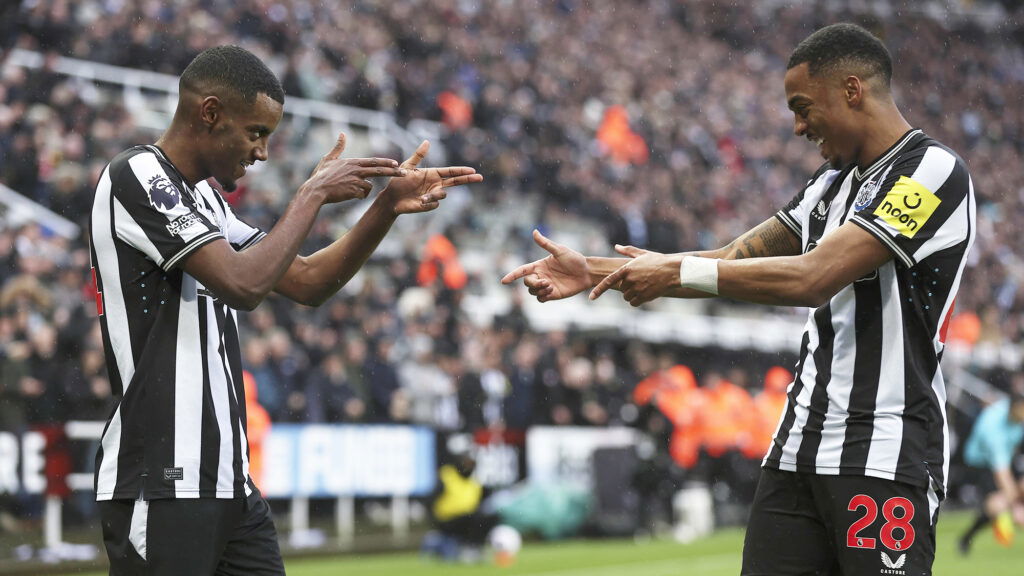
[784,62,860,169]
[200,92,283,190]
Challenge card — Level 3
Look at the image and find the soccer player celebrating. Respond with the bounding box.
[503,23,974,575]
[89,45,482,574]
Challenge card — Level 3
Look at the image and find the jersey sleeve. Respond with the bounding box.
[775,164,840,239]
[197,181,266,250]
[849,145,973,269]
[110,151,222,271]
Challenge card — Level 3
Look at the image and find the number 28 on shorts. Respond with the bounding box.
[846,494,916,551]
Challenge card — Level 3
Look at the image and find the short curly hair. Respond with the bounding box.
[180,45,284,105]
[788,23,893,90]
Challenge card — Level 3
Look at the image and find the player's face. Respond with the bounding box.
[784,63,856,168]
[207,92,283,190]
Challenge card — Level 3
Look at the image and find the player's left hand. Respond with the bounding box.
[381,140,483,215]
[589,245,681,306]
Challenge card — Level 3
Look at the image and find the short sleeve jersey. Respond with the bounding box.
[765,130,976,497]
[89,145,266,500]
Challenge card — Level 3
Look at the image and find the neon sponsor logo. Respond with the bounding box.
[873,176,940,238]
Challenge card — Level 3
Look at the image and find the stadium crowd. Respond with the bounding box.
[2,0,1024,527]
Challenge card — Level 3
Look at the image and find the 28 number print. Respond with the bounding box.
[846,495,915,551]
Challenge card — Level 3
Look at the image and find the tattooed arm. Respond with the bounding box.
[658,217,801,298]
[716,217,802,261]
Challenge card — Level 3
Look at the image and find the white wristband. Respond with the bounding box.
[679,256,720,295]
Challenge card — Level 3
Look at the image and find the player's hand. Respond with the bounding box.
[501,230,591,302]
[589,245,681,306]
[302,132,407,204]
[380,140,483,215]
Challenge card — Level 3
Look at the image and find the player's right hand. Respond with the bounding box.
[302,133,407,204]
[501,230,591,302]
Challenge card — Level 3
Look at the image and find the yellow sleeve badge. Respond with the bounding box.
[873,176,941,238]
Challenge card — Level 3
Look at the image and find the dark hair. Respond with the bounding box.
[180,45,284,105]
[787,23,893,89]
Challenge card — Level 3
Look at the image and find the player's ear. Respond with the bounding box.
[199,96,223,131]
[844,75,863,107]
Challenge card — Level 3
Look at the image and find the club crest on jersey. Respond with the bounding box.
[879,551,906,575]
[854,178,881,211]
[147,175,182,212]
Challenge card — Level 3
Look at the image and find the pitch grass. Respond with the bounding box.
[65,509,1020,576]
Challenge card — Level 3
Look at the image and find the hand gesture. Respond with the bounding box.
[590,245,681,306]
[501,230,591,302]
[302,133,407,204]
[381,140,484,215]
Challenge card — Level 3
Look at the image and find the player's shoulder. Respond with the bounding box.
[108,145,157,169]
[897,131,970,174]
[808,161,842,183]
[799,162,846,197]
[107,145,169,184]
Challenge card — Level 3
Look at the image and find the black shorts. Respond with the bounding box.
[99,491,284,576]
[742,468,939,576]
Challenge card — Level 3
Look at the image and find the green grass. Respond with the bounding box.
[56,510,1023,576]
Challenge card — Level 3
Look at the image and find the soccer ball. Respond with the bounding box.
[488,524,522,566]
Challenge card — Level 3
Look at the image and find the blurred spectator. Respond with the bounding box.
[698,370,754,460]
[305,352,368,423]
[1,0,1023,531]
[244,371,272,488]
[503,337,542,430]
[742,366,792,460]
[633,357,704,470]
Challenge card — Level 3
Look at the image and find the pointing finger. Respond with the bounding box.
[330,132,347,158]
[589,265,625,300]
[501,263,537,284]
[355,166,407,179]
[313,132,348,175]
[354,157,401,168]
[532,229,563,255]
[615,244,647,258]
[441,173,484,187]
[402,140,430,170]
[435,166,478,178]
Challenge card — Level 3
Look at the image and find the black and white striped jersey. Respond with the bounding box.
[765,129,975,497]
[89,145,266,501]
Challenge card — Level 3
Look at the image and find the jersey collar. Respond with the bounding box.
[852,129,923,183]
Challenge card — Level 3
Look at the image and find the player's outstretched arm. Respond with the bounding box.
[587,217,802,304]
[183,133,405,310]
[596,221,889,308]
[273,140,483,307]
[714,217,803,261]
[504,217,803,304]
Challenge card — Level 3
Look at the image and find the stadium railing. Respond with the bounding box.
[0,182,79,239]
[4,48,446,162]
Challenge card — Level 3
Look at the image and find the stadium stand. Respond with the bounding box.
[1,0,1023,560]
